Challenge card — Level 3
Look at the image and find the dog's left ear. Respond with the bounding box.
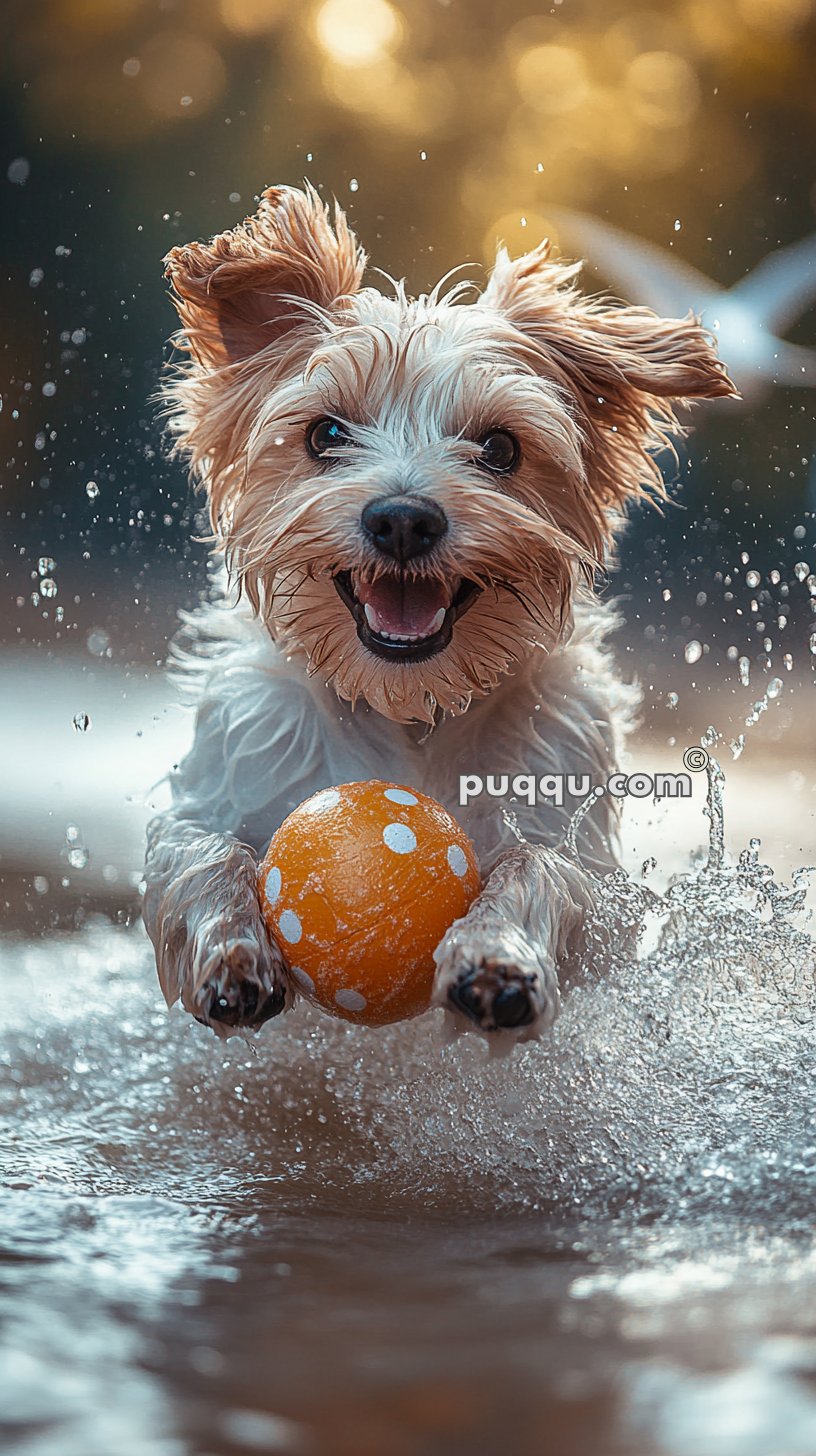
[482,240,738,513]
[164,183,367,368]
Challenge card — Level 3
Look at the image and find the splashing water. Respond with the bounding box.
[1,745,815,1454]
[2,755,812,1223]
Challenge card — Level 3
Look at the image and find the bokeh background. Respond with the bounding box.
[1,0,815,683]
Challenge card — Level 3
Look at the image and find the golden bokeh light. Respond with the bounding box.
[738,0,812,34]
[313,0,404,67]
[219,0,288,36]
[139,31,227,121]
[625,50,700,129]
[684,0,744,57]
[514,44,591,116]
[54,0,142,38]
[322,55,453,135]
[4,0,813,315]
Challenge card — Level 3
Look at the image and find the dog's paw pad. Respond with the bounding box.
[200,942,288,1029]
[447,958,537,1032]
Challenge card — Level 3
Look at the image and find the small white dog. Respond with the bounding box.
[143,184,734,1042]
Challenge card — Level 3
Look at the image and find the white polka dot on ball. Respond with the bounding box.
[447,844,468,878]
[304,788,341,814]
[335,988,367,1011]
[264,865,282,904]
[277,908,302,944]
[382,822,417,855]
[384,787,418,806]
[291,965,315,994]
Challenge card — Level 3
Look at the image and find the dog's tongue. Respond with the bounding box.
[356,575,450,637]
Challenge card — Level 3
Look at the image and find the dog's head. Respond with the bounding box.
[164,184,735,724]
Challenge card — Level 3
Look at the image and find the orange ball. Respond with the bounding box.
[257,781,481,1026]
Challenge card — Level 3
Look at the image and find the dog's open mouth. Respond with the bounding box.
[333,570,481,662]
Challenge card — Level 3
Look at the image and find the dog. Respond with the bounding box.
[143,184,734,1044]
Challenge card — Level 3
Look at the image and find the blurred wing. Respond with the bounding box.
[731,233,816,335]
[549,209,718,317]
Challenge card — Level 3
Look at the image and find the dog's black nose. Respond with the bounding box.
[361,496,448,563]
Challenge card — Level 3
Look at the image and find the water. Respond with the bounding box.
[1,763,815,1455]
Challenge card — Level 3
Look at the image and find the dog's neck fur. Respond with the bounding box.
[169,577,635,877]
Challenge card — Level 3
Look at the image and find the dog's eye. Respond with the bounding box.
[307,417,351,459]
[479,430,520,474]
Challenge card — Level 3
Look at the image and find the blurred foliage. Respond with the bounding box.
[1,0,815,672]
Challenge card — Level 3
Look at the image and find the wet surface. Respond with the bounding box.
[2,876,815,1456]
[1,662,815,1455]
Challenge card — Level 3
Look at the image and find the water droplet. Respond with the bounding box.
[809,632,816,655]
[72,712,91,733]
[38,557,55,576]
[738,656,750,686]
[67,846,89,870]
[767,677,783,699]
[665,691,678,709]
[7,156,30,185]
[662,588,672,601]
[729,734,745,760]
[794,561,810,582]
[740,551,750,565]
[684,640,702,664]
[85,480,99,500]
[86,627,110,656]
[349,178,359,192]
[783,653,793,671]
[701,725,719,748]
[673,219,681,231]
[807,575,816,596]
[641,857,656,877]
[746,569,760,588]
[40,578,57,598]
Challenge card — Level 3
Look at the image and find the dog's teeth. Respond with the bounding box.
[364,603,379,630]
[429,607,446,633]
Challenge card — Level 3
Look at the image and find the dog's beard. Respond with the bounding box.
[254,557,574,725]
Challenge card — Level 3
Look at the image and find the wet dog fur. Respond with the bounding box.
[142,184,734,1044]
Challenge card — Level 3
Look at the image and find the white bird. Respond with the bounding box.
[550,209,816,402]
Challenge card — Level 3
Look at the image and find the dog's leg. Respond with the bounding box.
[143,813,292,1036]
[432,843,598,1041]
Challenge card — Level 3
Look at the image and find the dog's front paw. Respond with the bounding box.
[433,933,560,1042]
[190,926,292,1036]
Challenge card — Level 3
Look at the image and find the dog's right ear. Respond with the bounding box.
[164,184,367,368]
